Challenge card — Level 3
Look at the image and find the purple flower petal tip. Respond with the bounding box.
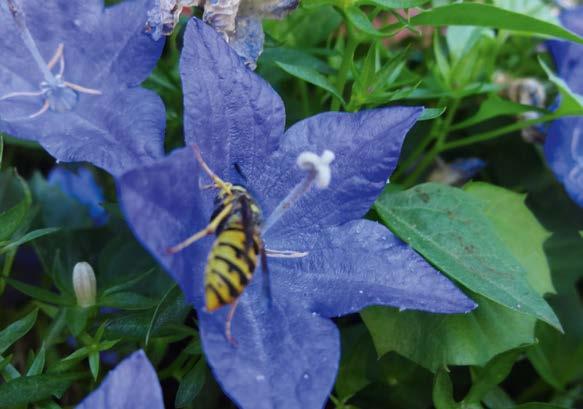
[76,350,164,409]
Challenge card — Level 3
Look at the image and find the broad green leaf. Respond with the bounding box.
[0,373,80,407]
[539,58,583,116]
[0,309,38,355]
[452,95,540,131]
[275,61,345,104]
[176,357,207,408]
[409,3,583,44]
[464,349,522,404]
[465,183,554,295]
[345,7,383,37]
[362,293,536,372]
[375,183,561,329]
[357,0,430,8]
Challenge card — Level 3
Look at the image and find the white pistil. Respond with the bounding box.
[262,149,335,234]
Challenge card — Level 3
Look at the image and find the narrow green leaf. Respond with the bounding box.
[418,107,446,121]
[99,292,157,310]
[175,357,207,408]
[345,7,383,37]
[539,57,583,116]
[432,369,458,409]
[89,352,100,381]
[0,201,29,243]
[26,345,46,376]
[0,373,80,407]
[6,279,71,306]
[375,184,561,330]
[452,95,541,130]
[3,227,60,251]
[410,3,583,44]
[0,134,3,167]
[275,61,345,104]
[357,0,430,8]
[464,349,522,404]
[0,310,38,355]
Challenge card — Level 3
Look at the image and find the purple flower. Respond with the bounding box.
[76,350,164,409]
[48,167,108,226]
[118,19,475,409]
[146,0,298,68]
[545,6,583,206]
[0,0,166,176]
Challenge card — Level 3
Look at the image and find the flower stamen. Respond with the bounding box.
[262,149,335,234]
[265,249,309,258]
[1,0,102,120]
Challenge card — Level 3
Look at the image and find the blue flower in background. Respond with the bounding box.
[545,6,583,206]
[0,0,166,176]
[118,19,476,409]
[146,0,298,68]
[48,167,108,226]
[76,350,165,409]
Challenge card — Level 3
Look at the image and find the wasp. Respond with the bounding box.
[167,146,269,343]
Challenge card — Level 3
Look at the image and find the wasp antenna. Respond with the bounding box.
[191,145,231,193]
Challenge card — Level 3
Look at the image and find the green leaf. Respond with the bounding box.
[432,369,458,409]
[64,307,92,336]
[357,0,430,8]
[26,345,46,376]
[345,7,383,37]
[508,404,569,409]
[175,357,207,408]
[539,57,583,116]
[0,373,80,407]
[99,292,157,310]
[409,3,583,44]
[0,200,29,243]
[0,134,3,167]
[0,310,38,355]
[2,227,60,252]
[89,352,100,381]
[275,61,345,104]
[452,95,540,131]
[6,279,71,306]
[463,349,522,404]
[465,183,554,295]
[418,107,446,121]
[374,183,561,330]
[362,293,536,372]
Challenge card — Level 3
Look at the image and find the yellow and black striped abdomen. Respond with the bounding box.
[204,221,260,311]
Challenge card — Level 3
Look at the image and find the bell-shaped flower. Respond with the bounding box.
[146,0,298,68]
[0,0,166,176]
[118,19,476,409]
[75,350,165,409]
[545,6,583,206]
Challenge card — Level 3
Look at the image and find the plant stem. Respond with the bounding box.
[0,248,17,296]
[442,113,560,151]
[331,24,358,111]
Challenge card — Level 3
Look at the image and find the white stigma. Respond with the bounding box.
[262,150,335,234]
[296,150,335,188]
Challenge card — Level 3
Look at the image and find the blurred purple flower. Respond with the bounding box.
[146,0,298,68]
[118,19,475,409]
[48,167,108,226]
[76,350,164,409]
[0,0,166,176]
[545,6,583,206]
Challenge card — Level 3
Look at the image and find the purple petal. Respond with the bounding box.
[267,220,476,316]
[199,293,339,409]
[180,18,285,182]
[75,350,164,409]
[0,0,165,175]
[2,88,166,176]
[544,117,583,206]
[117,147,210,307]
[255,107,422,239]
[547,7,583,92]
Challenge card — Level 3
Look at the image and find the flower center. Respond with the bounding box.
[262,149,335,234]
[1,0,101,120]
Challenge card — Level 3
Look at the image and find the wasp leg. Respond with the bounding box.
[192,145,232,194]
[225,297,241,346]
[166,203,233,254]
[260,241,272,306]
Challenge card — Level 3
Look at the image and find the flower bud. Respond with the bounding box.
[73,261,96,308]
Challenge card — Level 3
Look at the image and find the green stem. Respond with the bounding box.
[442,113,560,151]
[331,25,358,111]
